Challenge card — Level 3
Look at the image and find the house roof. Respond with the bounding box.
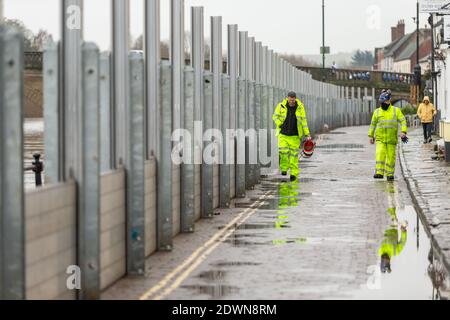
[384,33,413,57]
[395,40,417,61]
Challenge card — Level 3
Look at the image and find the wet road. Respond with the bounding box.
[103,126,437,300]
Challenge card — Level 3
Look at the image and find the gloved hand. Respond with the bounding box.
[401,135,409,144]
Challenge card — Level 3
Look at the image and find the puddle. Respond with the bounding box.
[212,261,262,267]
[197,270,227,281]
[315,144,364,149]
[180,285,239,298]
[352,205,447,299]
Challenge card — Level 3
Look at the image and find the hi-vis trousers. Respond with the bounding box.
[375,142,397,177]
[278,134,301,177]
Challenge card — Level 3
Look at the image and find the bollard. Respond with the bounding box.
[32,153,44,187]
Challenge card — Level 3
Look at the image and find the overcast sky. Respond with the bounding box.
[4,0,430,55]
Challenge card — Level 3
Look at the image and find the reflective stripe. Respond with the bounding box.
[379,120,397,124]
[377,125,397,129]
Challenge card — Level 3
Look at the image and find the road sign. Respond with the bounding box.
[444,15,450,41]
[420,0,450,13]
[320,46,330,54]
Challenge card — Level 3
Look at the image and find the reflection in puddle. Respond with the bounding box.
[197,270,227,281]
[180,285,239,298]
[315,144,364,149]
[212,261,262,267]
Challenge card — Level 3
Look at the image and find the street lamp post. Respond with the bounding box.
[321,0,326,81]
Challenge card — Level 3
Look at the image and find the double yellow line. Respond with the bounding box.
[139,134,325,300]
[139,191,271,300]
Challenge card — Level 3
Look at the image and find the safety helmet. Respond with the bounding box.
[302,140,316,158]
[379,89,392,102]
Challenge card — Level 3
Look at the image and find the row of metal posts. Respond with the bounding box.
[0,0,374,299]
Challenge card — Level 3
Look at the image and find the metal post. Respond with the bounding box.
[157,61,173,250]
[127,52,145,275]
[61,0,83,180]
[145,0,160,159]
[220,75,231,207]
[254,42,262,183]
[236,31,247,197]
[0,25,25,300]
[43,43,61,183]
[79,42,101,299]
[171,0,184,235]
[211,16,222,209]
[171,0,184,132]
[202,72,214,216]
[99,52,112,172]
[246,37,255,189]
[191,7,204,219]
[227,24,238,198]
[112,0,130,167]
[181,67,195,231]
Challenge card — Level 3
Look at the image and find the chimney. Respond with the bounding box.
[397,20,405,38]
[391,26,398,42]
[391,20,405,42]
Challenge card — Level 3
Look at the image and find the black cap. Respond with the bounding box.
[288,91,297,98]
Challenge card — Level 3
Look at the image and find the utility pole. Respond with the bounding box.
[322,0,326,74]
[0,0,4,21]
[413,0,422,104]
[429,13,436,108]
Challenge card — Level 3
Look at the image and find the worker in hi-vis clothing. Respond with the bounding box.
[368,90,408,181]
[272,91,311,182]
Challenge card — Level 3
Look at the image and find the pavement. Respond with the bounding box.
[399,127,450,289]
[102,126,444,300]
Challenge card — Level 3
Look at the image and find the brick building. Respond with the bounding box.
[373,20,432,74]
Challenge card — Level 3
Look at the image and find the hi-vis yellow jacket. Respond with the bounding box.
[368,105,408,145]
[272,98,310,138]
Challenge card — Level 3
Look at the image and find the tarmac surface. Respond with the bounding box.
[102,126,443,300]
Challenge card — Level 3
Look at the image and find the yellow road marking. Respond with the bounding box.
[152,196,267,300]
[139,191,270,300]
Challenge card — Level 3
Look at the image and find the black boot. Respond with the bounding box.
[290,175,297,182]
[387,176,395,181]
[373,174,384,179]
[281,171,287,176]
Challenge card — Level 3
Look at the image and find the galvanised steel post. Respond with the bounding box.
[236,31,247,198]
[145,0,160,159]
[220,74,231,207]
[157,61,173,250]
[43,43,61,183]
[181,67,195,231]
[254,42,262,183]
[171,0,184,237]
[99,52,112,172]
[127,52,146,276]
[211,17,226,207]
[246,37,256,189]
[202,72,214,215]
[112,0,130,167]
[191,7,204,219]
[0,25,25,300]
[79,43,101,299]
[227,24,238,198]
[266,49,273,167]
